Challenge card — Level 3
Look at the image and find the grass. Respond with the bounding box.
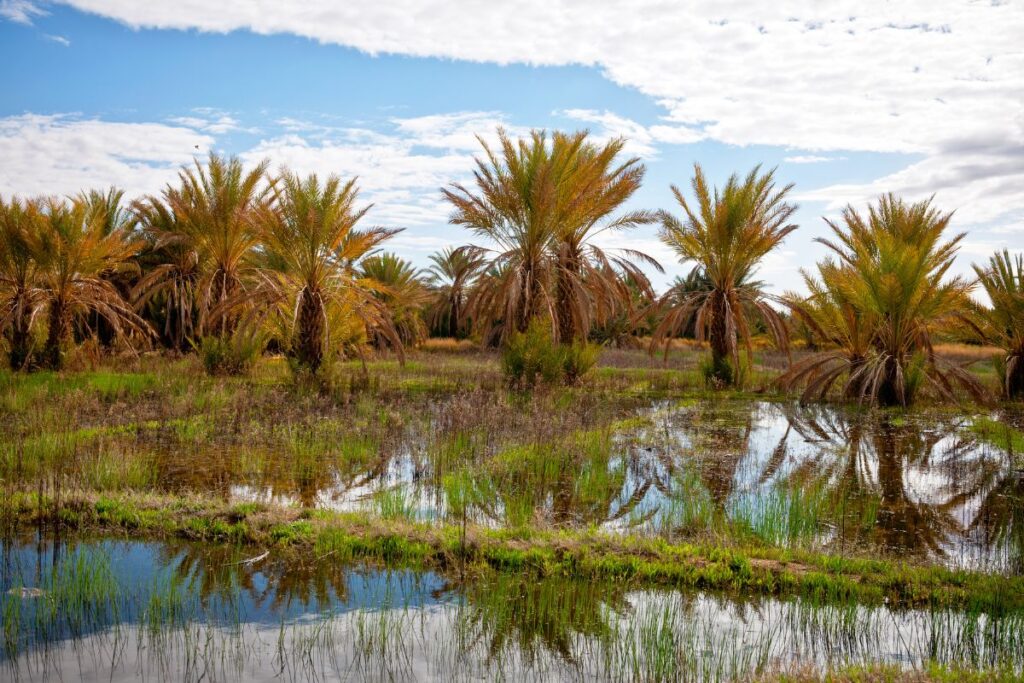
[970,416,1024,456]
[1,349,1022,679]
[5,488,1024,614]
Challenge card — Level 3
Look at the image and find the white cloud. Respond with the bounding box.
[241,112,529,227]
[43,33,71,46]
[558,109,702,158]
[0,0,45,24]
[784,155,843,164]
[51,0,1024,231]
[0,114,214,199]
[798,139,1024,226]
[168,109,255,135]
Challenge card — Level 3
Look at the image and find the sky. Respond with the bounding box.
[1,0,1022,293]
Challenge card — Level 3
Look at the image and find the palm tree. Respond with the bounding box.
[778,261,876,402]
[161,153,269,337]
[546,133,658,343]
[652,164,797,386]
[358,252,430,349]
[972,250,1024,399]
[256,171,401,372]
[783,194,982,406]
[77,187,137,348]
[443,128,657,345]
[0,196,44,369]
[77,187,133,235]
[425,246,485,338]
[131,196,202,352]
[31,198,149,370]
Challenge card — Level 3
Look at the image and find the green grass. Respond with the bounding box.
[6,488,1024,614]
[970,416,1024,455]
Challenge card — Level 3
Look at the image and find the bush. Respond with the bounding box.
[501,321,599,387]
[197,329,265,376]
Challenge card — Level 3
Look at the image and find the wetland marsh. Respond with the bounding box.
[1,350,1022,681]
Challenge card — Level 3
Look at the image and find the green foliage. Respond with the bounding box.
[972,250,1024,399]
[652,164,797,386]
[782,194,983,406]
[500,320,599,387]
[197,328,265,376]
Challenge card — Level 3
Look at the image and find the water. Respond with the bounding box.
[7,392,1023,571]
[145,399,1023,571]
[2,538,1021,681]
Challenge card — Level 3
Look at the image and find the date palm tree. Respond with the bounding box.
[31,198,149,369]
[131,196,202,352]
[161,153,269,337]
[425,246,485,338]
[972,250,1024,399]
[652,164,797,386]
[77,187,137,347]
[0,196,44,369]
[358,252,430,349]
[778,261,876,402]
[255,171,401,372]
[782,194,983,406]
[443,128,656,344]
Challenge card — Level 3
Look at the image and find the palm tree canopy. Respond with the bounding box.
[255,170,404,366]
[971,249,1024,397]
[162,153,270,333]
[651,164,797,377]
[781,194,982,405]
[443,128,658,343]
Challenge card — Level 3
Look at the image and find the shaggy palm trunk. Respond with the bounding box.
[1007,354,1024,400]
[449,293,461,339]
[555,253,580,345]
[7,324,32,370]
[293,287,325,372]
[209,269,239,338]
[876,356,905,407]
[43,299,68,370]
[6,291,34,370]
[707,290,734,386]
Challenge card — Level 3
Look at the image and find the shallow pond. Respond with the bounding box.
[2,538,1022,682]
[136,399,1024,571]
[7,391,1023,571]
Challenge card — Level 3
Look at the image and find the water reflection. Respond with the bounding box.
[2,538,1021,682]
[93,396,1024,571]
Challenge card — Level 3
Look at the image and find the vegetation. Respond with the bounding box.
[442,128,657,346]
[424,246,484,338]
[972,250,1024,399]
[0,134,1019,406]
[781,195,982,406]
[651,164,796,387]
[255,171,402,373]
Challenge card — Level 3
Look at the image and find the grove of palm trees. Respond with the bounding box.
[2,132,1020,404]
[2,131,1023,682]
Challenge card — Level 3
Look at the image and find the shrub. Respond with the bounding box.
[197,329,265,376]
[501,320,599,387]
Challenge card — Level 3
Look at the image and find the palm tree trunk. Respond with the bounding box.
[877,356,904,407]
[1007,354,1024,400]
[6,292,34,370]
[294,287,325,372]
[707,291,734,385]
[7,325,32,370]
[450,293,461,339]
[43,299,68,370]
[555,257,579,345]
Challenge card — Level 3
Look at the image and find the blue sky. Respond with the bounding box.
[2,1,1022,293]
